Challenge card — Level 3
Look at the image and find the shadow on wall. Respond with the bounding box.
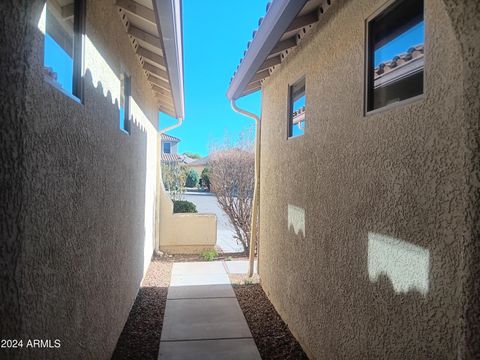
[284,202,440,358]
[81,34,159,277]
[38,2,159,276]
[2,5,161,358]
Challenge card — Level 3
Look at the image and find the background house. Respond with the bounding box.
[160,133,194,164]
[227,0,480,359]
[162,133,178,152]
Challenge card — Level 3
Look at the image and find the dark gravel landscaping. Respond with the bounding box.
[111,256,172,360]
[233,283,309,360]
[112,256,307,360]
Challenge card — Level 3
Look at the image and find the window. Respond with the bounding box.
[288,77,306,138]
[40,0,86,101]
[119,74,131,133]
[163,142,171,154]
[366,0,424,112]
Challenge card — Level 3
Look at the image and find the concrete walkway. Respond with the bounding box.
[158,261,261,359]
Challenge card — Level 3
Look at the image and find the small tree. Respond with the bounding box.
[161,162,187,200]
[201,167,210,191]
[185,169,199,188]
[209,147,254,254]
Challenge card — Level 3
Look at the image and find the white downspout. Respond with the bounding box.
[231,100,260,278]
[159,117,183,134]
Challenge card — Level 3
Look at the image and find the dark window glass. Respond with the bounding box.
[367,0,424,112]
[164,142,171,154]
[288,78,306,138]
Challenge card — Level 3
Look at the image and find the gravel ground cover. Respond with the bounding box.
[111,256,172,360]
[233,283,309,360]
[113,256,307,360]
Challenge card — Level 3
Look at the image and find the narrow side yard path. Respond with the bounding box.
[113,256,307,359]
[158,261,261,359]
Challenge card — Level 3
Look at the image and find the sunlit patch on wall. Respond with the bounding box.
[288,204,305,237]
[85,36,120,104]
[368,232,430,296]
[38,4,46,34]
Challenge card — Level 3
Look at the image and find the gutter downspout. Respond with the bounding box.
[231,100,260,278]
[159,117,183,134]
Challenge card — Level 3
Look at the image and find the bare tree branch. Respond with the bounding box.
[209,147,254,254]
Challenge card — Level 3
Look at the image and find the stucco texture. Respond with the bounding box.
[1,0,161,359]
[258,0,480,359]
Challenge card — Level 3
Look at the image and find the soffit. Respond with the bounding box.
[116,0,176,116]
[228,0,331,99]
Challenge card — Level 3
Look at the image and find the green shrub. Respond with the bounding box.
[185,169,199,188]
[200,249,218,261]
[173,200,197,213]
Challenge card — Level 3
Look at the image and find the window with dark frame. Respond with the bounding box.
[119,74,131,134]
[163,142,171,154]
[288,77,306,138]
[366,0,424,113]
[42,0,86,102]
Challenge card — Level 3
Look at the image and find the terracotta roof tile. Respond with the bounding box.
[161,153,183,162]
[374,44,424,79]
[161,153,196,164]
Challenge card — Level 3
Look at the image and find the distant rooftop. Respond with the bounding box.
[188,157,209,166]
[161,153,195,164]
[160,133,181,143]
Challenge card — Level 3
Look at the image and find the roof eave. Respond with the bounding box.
[226,0,308,101]
[154,0,185,119]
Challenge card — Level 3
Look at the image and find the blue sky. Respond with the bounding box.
[44,1,270,158]
[159,0,270,156]
[45,1,423,157]
[44,34,73,93]
[374,21,424,66]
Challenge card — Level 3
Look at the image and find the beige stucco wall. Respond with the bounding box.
[259,0,480,359]
[157,182,217,254]
[1,0,162,359]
